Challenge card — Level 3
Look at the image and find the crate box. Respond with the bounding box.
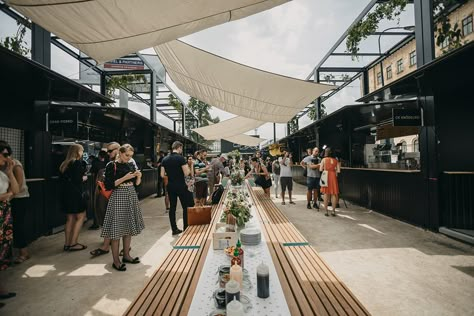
[212,223,237,250]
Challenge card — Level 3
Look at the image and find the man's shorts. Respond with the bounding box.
[307,177,320,191]
[280,177,293,192]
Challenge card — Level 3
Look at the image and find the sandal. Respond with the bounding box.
[325,213,329,217]
[332,212,336,217]
[68,243,87,251]
[14,255,30,264]
[90,248,109,257]
[119,247,131,256]
[112,263,127,271]
[63,245,70,251]
[281,202,286,205]
[122,257,140,264]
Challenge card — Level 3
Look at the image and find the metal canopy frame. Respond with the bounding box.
[294,0,417,120]
[0,2,198,131]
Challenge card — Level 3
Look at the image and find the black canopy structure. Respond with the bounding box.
[0,45,113,129]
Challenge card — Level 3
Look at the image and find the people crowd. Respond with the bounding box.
[0,138,342,308]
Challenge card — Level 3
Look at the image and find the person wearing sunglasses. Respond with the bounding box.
[0,141,31,264]
[0,141,20,305]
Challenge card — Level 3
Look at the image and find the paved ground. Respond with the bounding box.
[1,182,473,315]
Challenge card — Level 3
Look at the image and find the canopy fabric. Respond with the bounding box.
[154,40,334,123]
[192,116,264,140]
[8,0,290,64]
[224,134,265,147]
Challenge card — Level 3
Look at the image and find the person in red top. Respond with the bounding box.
[319,147,340,217]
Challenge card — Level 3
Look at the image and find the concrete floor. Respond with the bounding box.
[1,182,473,315]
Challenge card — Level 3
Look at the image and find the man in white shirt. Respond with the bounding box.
[278,151,294,205]
[301,147,321,210]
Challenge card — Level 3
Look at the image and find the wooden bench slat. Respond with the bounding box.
[248,184,370,316]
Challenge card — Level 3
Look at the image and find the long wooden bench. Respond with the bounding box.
[248,182,370,316]
[124,187,228,316]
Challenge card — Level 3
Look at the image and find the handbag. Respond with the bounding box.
[97,163,116,200]
[320,170,328,187]
[188,205,212,225]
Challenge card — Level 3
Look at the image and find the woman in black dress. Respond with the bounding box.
[102,144,144,271]
[59,144,88,251]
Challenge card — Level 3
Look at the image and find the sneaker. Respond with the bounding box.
[172,229,183,235]
[313,203,319,210]
[306,203,311,210]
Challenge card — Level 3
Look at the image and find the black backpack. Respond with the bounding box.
[211,184,224,204]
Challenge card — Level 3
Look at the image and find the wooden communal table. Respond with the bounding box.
[126,182,370,315]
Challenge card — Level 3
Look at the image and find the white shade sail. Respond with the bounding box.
[8,0,290,64]
[192,116,264,140]
[155,40,334,123]
[224,134,265,147]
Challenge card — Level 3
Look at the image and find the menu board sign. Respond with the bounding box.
[392,109,422,126]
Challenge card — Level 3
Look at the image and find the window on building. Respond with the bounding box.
[413,139,419,152]
[386,65,392,79]
[441,36,449,49]
[463,15,473,36]
[401,141,407,153]
[397,59,404,73]
[409,50,416,67]
[377,72,382,85]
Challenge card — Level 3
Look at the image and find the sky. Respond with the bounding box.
[0,0,415,144]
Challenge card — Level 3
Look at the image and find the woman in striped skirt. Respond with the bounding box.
[102,144,144,271]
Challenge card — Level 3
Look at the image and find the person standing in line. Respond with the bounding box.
[301,147,321,210]
[161,141,192,235]
[155,151,165,198]
[271,157,281,198]
[320,147,340,216]
[89,150,107,230]
[59,144,88,252]
[209,154,228,195]
[90,142,120,257]
[102,144,144,271]
[279,151,295,205]
[1,141,31,263]
[185,155,196,208]
[193,150,210,206]
[0,142,20,303]
[246,157,271,197]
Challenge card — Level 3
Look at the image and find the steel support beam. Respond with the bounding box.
[150,71,157,123]
[306,0,380,80]
[414,0,435,66]
[371,31,414,36]
[331,52,385,56]
[31,24,51,68]
[318,67,365,72]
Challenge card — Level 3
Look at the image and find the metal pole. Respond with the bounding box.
[414,0,435,66]
[181,106,186,136]
[273,123,276,143]
[150,71,157,123]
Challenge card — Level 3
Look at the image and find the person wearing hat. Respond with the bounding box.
[208,154,228,198]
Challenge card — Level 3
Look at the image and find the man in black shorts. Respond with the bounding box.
[161,141,192,235]
[301,147,321,210]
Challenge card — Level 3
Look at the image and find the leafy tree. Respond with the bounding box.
[288,118,299,134]
[106,74,146,98]
[308,103,327,121]
[0,22,30,56]
[168,95,220,144]
[346,0,466,58]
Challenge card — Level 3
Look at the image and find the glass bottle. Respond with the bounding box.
[236,239,244,269]
[230,248,241,267]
